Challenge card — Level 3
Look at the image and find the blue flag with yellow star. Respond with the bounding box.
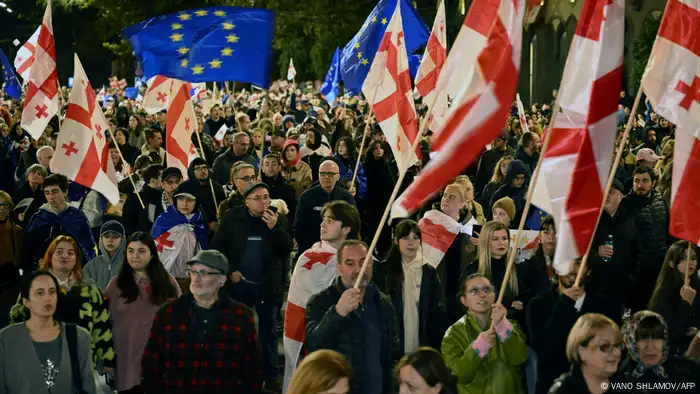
[340,0,429,96]
[122,6,275,88]
[320,48,341,106]
[0,49,21,99]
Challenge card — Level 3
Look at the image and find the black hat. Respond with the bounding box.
[303,116,318,126]
[611,178,625,194]
[242,182,269,199]
[162,167,183,182]
[173,179,202,200]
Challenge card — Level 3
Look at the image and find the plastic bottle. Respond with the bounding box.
[602,235,614,262]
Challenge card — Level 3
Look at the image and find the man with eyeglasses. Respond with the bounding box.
[187,157,226,232]
[211,182,293,392]
[21,174,96,270]
[527,258,621,394]
[212,131,259,186]
[294,159,355,254]
[143,249,263,393]
[217,162,257,220]
[475,129,512,198]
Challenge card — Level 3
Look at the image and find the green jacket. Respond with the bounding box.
[441,312,528,394]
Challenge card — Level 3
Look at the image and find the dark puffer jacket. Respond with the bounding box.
[620,190,669,273]
[306,278,400,394]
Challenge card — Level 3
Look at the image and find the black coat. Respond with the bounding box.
[261,173,298,227]
[621,190,669,272]
[121,185,164,235]
[548,366,629,394]
[515,145,538,175]
[373,262,447,350]
[293,184,355,253]
[649,284,700,355]
[11,181,45,227]
[211,206,293,304]
[618,355,700,393]
[306,278,400,394]
[474,147,509,198]
[528,288,623,394]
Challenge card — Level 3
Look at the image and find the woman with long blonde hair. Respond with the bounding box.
[287,349,352,394]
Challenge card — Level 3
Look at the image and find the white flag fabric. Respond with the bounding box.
[414,0,448,131]
[21,0,59,140]
[287,58,297,81]
[283,242,339,392]
[516,93,529,134]
[165,79,199,180]
[362,0,420,175]
[418,209,462,268]
[14,26,40,83]
[641,0,700,244]
[142,75,172,115]
[531,0,624,275]
[50,54,119,205]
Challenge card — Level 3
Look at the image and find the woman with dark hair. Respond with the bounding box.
[0,270,98,394]
[112,128,139,166]
[334,136,367,199]
[104,232,181,393]
[374,219,447,352]
[649,240,700,355]
[480,155,513,209]
[363,139,396,254]
[396,347,457,394]
[619,311,700,389]
[127,115,146,151]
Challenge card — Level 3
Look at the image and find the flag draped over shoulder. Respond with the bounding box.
[341,0,429,96]
[283,242,339,392]
[123,6,275,87]
[419,209,466,268]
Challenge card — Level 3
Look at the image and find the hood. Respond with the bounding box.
[504,159,530,186]
[172,179,202,212]
[282,114,296,131]
[187,157,209,182]
[282,139,301,167]
[622,310,669,379]
[97,220,126,265]
[305,125,323,151]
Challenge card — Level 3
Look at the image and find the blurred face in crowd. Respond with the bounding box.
[319,161,340,193]
[23,275,58,320]
[28,170,44,189]
[373,143,384,159]
[457,179,475,202]
[263,157,281,178]
[337,244,371,291]
[273,113,283,127]
[148,131,162,150]
[162,175,182,196]
[637,337,664,367]
[109,120,117,133]
[633,173,654,197]
[440,186,465,218]
[38,148,54,168]
[110,148,120,167]
[373,131,386,143]
[540,224,556,257]
[577,327,622,377]
[51,241,77,276]
[102,232,122,256]
[659,118,669,128]
[232,135,250,156]
[320,211,349,243]
[648,130,657,145]
[490,229,509,259]
[398,364,442,394]
[114,129,127,145]
[397,231,420,262]
[234,167,256,194]
[225,107,233,119]
[493,207,511,228]
[44,185,67,211]
[272,135,286,150]
[500,159,512,178]
[306,129,316,146]
[337,140,349,158]
[493,135,507,150]
[129,116,139,129]
[284,145,298,162]
[675,249,697,277]
[210,106,220,120]
[512,173,526,188]
[188,262,226,298]
[558,260,581,289]
[252,130,264,148]
[529,133,542,153]
[604,188,623,215]
[461,275,495,315]
[126,240,151,272]
[0,196,10,221]
[244,187,270,216]
[193,163,209,181]
[239,115,251,132]
[176,196,197,215]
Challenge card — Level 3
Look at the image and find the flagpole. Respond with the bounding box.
[573,84,644,287]
[685,242,693,286]
[193,129,219,210]
[111,138,145,209]
[349,107,374,193]
[496,98,563,304]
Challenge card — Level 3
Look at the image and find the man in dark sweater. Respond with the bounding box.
[515,131,540,174]
[121,164,165,235]
[211,131,258,186]
[261,153,297,229]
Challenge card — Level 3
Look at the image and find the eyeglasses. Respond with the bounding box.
[237,176,256,182]
[467,286,495,296]
[594,342,624,354]
[186,268,222,277]
[319,172,338,178]
[247,195,270,202]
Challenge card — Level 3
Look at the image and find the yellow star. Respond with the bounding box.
[226,34,239,43]
[178,13,191,21]
[221,47,234,56]
[181,59,189,68]
[191,64,205,75]
[194,10,208,16]
[214,10,227,17]
[361,58,369,65]
[171,23,183,30]
[170,33,183,42]
[209,58,223,68]
[357,51,363,59]
[177,47,190,55]
[222,22,235,30]
[372,16,377,23]
[381,18,388,24]
[355,42,360,49]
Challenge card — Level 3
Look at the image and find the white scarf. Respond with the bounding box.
[402,254,426,353]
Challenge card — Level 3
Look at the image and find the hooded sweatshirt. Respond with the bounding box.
[489,159,530,223]
[84,220,127,290]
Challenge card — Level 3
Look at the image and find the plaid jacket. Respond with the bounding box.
[142,292,263,393]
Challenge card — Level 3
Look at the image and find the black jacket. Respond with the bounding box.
[489,159,529,224]
[529,287,623,394]
[211,206,293,304]
[649,283,700,355]
[187,161,227,225]
[122,185,164,235]
[211,149,258,186]
[293,184,355,253]
[373,262,447,350]
[11,181,45,227]
[306,278,400,394]
[261,173,298,228]
[549,366,628,394]
[621,190,669,272]
[475,147,509,198]
[516,145,538,175]
[618,355,700,393]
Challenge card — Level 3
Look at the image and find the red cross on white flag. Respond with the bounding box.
[287,58,297,81]
[14,26,40,84]
[361,0,420,175]
[642,0,700,244]
[166,79,199,180]
[21,0,59,141]
[50,54,119,205]
[142,75,173,115]
[414,0,448,131]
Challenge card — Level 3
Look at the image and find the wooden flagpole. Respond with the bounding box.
[111,137,145,209]
[573,84,644,287]
[349,107,374,193]
[685,242,693,286]
[193,130,219,210]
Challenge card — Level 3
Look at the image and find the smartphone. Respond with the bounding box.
[472,225,482,238]
[268,206,278,214]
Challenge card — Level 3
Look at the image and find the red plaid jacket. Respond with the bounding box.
[142,293,262,393]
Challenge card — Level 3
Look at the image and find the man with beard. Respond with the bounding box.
[621,166,669,311]
[306,240,400,394]
[515,131,541,174]
[188,158,226,232]
[527,259,622,394]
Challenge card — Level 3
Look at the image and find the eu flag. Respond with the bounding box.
[320,48,341,106]
[0,49,21,99]
[340,0,429,96]
[123,6,276,88]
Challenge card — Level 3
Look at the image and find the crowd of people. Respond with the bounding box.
[0,78,699,394]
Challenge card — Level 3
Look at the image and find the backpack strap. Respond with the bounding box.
[66,323,86,394]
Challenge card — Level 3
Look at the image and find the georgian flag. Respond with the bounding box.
[14,26,40,83]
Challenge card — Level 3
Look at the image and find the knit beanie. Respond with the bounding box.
[493,197,516,220]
